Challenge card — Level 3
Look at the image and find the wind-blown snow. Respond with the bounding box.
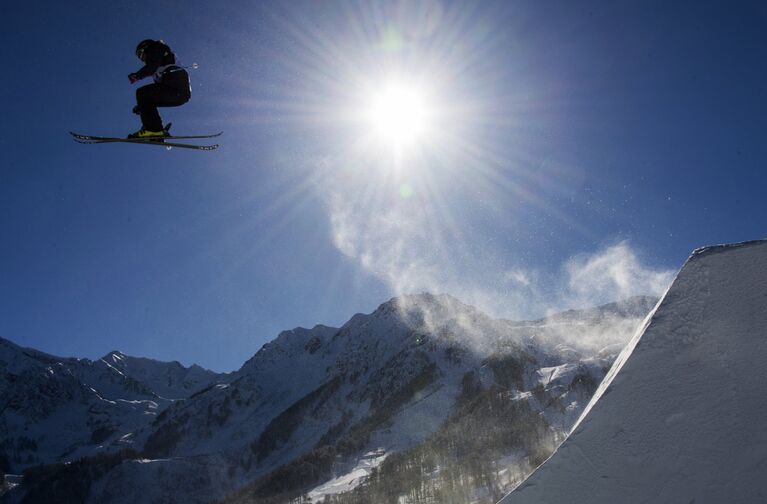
[499,239,767,504]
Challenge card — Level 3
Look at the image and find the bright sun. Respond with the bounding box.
[366,79,431,150]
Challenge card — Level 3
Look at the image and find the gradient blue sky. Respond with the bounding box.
[1,0,765,372]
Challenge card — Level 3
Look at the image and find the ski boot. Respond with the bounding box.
[127,127,169,141]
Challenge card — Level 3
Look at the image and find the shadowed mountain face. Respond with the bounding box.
[2,294,656,504]
[0,339,222,473]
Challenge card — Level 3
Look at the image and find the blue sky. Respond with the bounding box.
[1,0,765,372]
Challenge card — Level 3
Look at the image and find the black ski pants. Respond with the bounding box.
[135,83,191,131]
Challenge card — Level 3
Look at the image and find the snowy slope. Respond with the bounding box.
[0,338,222,472]
[132,325,342,460]
[499,239,767,504]
[138,295,651,504]
[100,351,220,400]
[139,295,646,459]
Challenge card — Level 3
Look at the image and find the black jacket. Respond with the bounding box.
[134,40,191,96]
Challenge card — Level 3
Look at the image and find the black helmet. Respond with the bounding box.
[135,39,154,60]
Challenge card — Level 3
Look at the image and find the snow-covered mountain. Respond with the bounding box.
[3,293,655,504]
[0,339,222,472]
[499,239,767,504]
[99,351,221,400]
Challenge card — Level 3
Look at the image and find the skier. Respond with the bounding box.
[127,39,191,139]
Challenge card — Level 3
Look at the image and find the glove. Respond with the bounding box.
[128,73,140,84]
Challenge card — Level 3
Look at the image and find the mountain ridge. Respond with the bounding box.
[0,336,226,473]
[2,294,656,504]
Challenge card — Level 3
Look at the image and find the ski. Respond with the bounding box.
[70,131,222,142]
[71,135,219,150]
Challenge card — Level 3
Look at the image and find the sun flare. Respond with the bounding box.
[366,79,432,149]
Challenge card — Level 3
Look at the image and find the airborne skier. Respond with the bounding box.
[127,39,191,139]
[70,39,220,149]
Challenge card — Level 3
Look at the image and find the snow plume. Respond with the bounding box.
[560,242,675,314]
[328,186,447,295]
[329,186,671,308]
[318,160,674,352]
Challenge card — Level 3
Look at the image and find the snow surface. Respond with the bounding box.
[499,239,767,504]
[307,450,389,500]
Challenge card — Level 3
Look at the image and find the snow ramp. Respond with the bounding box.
[498,239,767,504]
